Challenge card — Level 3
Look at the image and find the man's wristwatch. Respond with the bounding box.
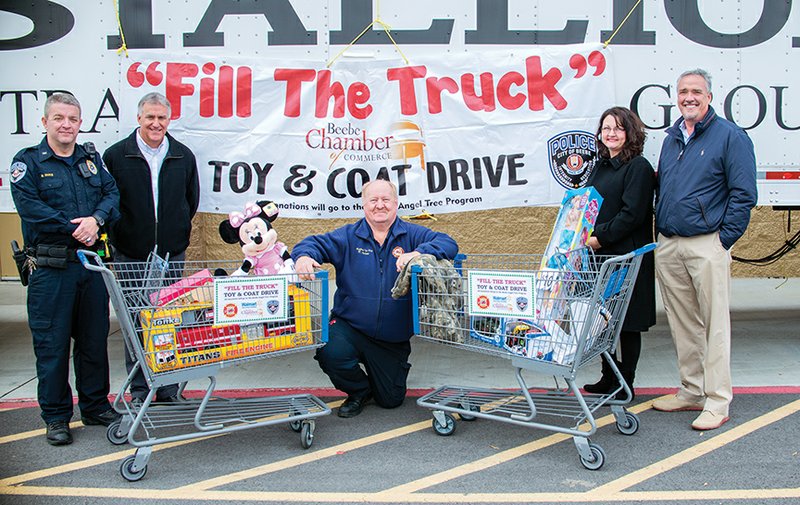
[92,214,105,227]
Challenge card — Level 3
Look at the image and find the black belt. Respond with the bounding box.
[35,244,80,268]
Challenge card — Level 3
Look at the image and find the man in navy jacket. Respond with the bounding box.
[293,179,458,417]
[653,69,757,430]
[11,92,121,445]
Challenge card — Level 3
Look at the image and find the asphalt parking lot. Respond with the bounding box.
[1,388,799,505]
[0,279,798,504]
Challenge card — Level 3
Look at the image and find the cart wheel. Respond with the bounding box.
[579,442,606,471]
[120,455,147,482]
[616,411,640,436]
[459,404,480,422]
[288,411,303,432]
[432,413,456,436]
[106,420,128,445]
[300,422,314,449]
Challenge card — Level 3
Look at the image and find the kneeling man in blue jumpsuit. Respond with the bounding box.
[10,93,121,445]
[293,179,458,418]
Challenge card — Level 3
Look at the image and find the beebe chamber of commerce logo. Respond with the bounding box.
[548,130,598,189]
[304,120,427,170]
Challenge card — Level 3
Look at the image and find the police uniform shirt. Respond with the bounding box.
[10,137,120,248]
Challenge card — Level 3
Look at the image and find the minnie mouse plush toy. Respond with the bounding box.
[219,201,295,276]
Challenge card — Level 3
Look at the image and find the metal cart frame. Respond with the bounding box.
[79,250,331,481]
[413,244,656,470]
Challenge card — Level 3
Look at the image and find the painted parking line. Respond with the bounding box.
[375,398,657,496]
[0,395,798,503]
[0,399,344,488]
[0,420,85,445]
[174,418,433,492]
[592,397,800,497]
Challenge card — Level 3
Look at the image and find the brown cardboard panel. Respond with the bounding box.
[0,213,23,278]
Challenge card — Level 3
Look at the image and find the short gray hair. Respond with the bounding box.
[678,69,712,94]
[362,178,398,200]
[44,92,81,117]
[137,92,171,116]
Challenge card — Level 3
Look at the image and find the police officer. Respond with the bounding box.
[10,92,121,446]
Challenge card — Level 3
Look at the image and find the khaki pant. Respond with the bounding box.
[655,232,732,416]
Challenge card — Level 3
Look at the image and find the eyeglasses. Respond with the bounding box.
[601,126,625,134]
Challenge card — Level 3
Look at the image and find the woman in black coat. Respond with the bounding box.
[583,106,656,400]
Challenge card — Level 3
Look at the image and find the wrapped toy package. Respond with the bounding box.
[140,282,313,372]
[533,187,604,364]
[540,187,602,271]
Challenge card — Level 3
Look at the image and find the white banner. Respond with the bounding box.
[120,44,614,218]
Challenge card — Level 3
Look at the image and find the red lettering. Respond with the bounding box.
[347,82,372,120]
[461,72,496,112]
[387,65,428,115]
[525,56,566,111]
[218,65,234,118]
[236,66,252,117]
[165,63,198,119]
[497,71,525,110]
[200,62,215,118]
[274,68,316,117]
[315,69,346,118]
[426,76,458,114]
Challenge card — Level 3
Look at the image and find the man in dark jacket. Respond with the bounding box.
[102,92,200,403]
[653,69,757,431]
[293,179,458,418]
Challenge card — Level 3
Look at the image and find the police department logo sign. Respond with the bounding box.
[548,130,598,189]
[266,300,280,314]
[516,297,528,312]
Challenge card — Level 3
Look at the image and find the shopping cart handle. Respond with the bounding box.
[630,243,657,256]
[76,249,106,272]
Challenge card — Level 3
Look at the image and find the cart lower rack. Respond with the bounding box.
[413,245,655,470]
[79,250,331,481]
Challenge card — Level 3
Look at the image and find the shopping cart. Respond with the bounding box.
[79,250,331,481]
[413,244,656,470]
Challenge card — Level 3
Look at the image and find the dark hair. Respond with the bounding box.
[595,106,647,163]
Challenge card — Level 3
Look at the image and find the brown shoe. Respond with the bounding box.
[691,410,730,431]
[652,394,704,412]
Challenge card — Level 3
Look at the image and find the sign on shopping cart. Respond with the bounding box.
[213,276,289,324]
[468,270,536,318]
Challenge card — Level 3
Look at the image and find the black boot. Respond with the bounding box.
[584,359,616,394]
[616,370,636,401]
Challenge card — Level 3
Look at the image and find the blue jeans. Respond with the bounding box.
[315,318,411,408]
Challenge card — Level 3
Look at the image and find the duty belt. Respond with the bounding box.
[35,244,79,268]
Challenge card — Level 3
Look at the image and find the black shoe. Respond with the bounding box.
[81,408,121,426]
[155,393,186,404]
[583,375,615,394]
[338,392,372,418]
[46,421,73,446]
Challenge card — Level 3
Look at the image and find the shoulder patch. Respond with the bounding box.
[10,162,27,183]
[86,159,98,175]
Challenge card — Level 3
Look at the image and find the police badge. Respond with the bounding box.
[548,130,598,189]
[266,299,280,314]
